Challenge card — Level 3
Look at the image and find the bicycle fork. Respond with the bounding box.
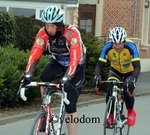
[47,105,56,135]
[55,93,65,135]
[114,98,127,128]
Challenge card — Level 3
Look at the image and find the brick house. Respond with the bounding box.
[1,0,150,71]
[79,0,150,72]
[101,0,150,72]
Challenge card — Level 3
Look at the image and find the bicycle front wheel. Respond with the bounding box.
[120,101,130,135]
[29,110,51,135]
[104,97,118,135]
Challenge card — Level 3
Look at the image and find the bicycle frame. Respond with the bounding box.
[43,91,66,135]
[50,91,66,135]
[18,82,69,135]
[111,84,127,128]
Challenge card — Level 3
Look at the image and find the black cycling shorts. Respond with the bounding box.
[40,58,86,113]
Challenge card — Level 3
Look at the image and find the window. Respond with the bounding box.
[79,4,96,36]
[0,7,6,12]
[9,7,35,18]
[80,13,92,33]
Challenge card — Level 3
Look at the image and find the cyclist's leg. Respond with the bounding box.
[123,85,135,110]
[65,64,85,135]
[123,75,136,109]
[123,75,137,126]
[40,58,64,99]
[40,58,64,82]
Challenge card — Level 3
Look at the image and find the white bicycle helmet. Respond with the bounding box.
[109,27,127,43]
[41,6,64,24]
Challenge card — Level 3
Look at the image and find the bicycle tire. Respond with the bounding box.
[29,110,54,135]
[119,101,130,135]
[104,97,121,135]
[120,123,130,135]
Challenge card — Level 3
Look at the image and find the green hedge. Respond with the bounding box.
[0,11,44,50]
[79,29,103,87]
[14,16,44,51]
[0,45,49,108]
[0,11,15,47]
[0,45,27,107]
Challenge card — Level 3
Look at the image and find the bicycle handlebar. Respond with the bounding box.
[18,82,70,105]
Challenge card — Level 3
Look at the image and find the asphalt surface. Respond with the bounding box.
[0,71,150,125]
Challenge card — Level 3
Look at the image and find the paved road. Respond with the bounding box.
[0,71,149,134]
[78,95,150,135]
[0,95,150,135]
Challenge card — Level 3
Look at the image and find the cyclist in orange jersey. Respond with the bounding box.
[94,26,141,126]
[20,6,86,135]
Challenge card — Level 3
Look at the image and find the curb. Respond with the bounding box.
[0,98,105,126]
[134,91,150,96]
[0,91,150,126]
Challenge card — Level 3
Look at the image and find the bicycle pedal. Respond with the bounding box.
[105,122,113,128]
[106,124,114,129]
[41,104,44,108]
[121,114,126,119]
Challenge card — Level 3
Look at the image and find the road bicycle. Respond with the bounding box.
[102,80,130,135]
[18,81,69,135]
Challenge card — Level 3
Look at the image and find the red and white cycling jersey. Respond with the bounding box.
[26,24,86,77]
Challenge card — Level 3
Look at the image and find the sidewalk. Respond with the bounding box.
[0,71,150,125]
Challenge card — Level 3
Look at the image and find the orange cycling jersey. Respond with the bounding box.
[26,24,86,77]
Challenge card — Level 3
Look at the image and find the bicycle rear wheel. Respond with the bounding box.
[120,124,130,135]
[29,110,54,135]
[104,97,120,135]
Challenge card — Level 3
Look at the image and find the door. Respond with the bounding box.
[79,4,96,36]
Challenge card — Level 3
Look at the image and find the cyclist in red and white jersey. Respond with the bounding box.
[20,6,86,135]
